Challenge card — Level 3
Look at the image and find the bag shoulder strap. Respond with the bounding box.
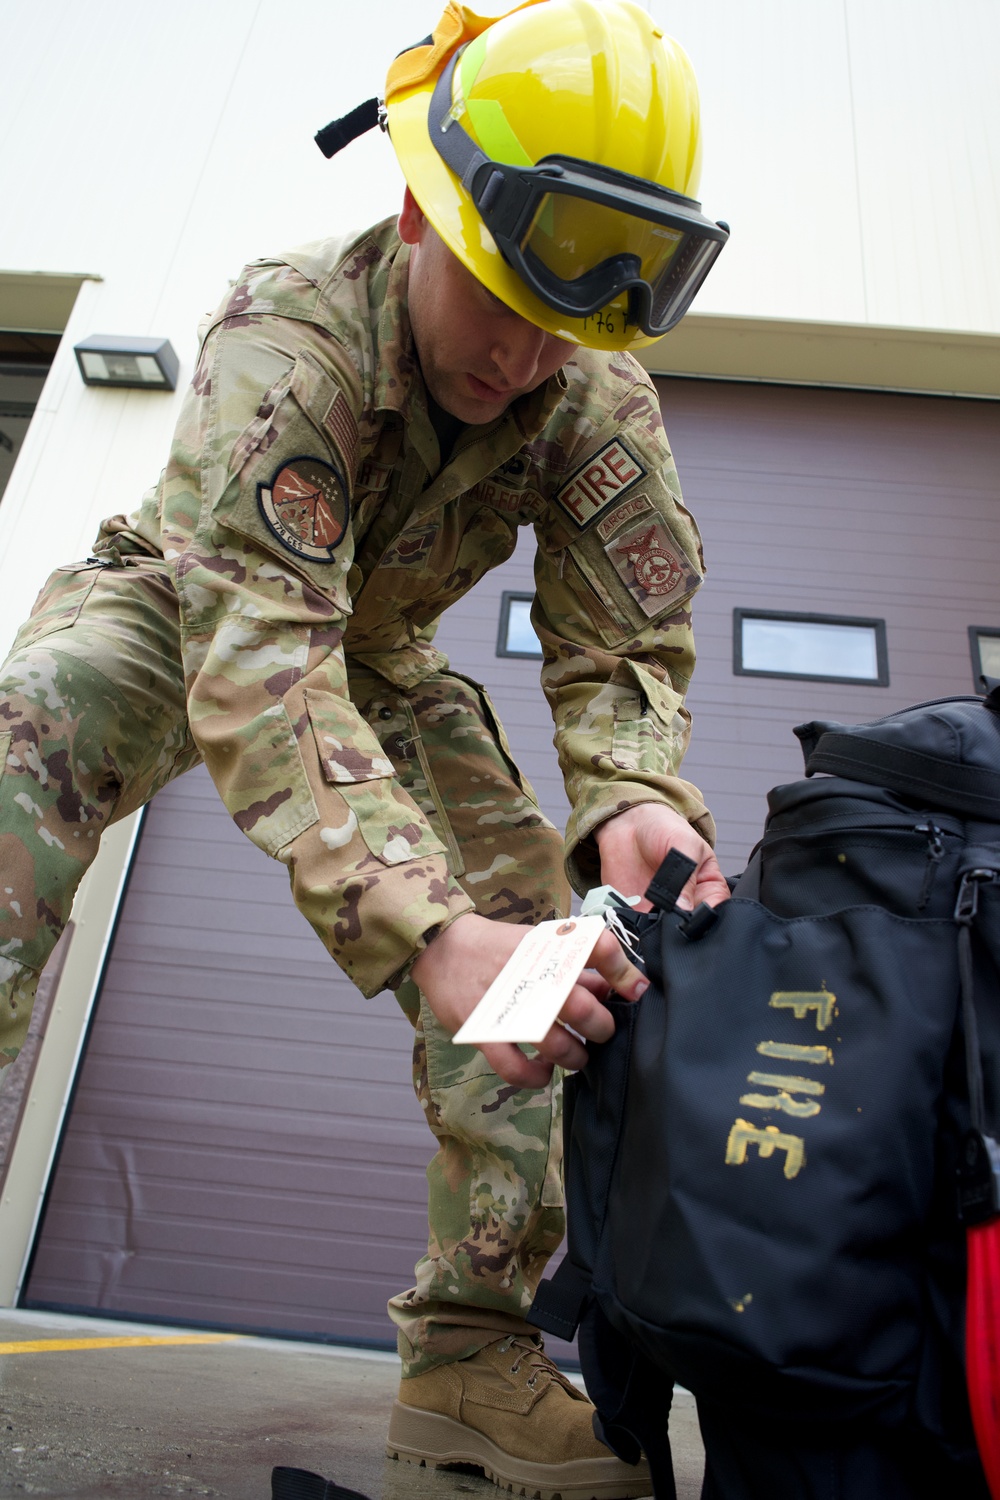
[528,1256,592,1341]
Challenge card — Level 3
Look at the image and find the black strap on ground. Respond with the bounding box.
[270,1467,372,1500]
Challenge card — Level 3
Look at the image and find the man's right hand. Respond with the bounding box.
[410,911,648,1090]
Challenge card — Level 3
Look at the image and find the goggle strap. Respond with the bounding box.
[430,54,493,194]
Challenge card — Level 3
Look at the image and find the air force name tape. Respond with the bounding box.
[554,440,647,529]
[258,456,349,562]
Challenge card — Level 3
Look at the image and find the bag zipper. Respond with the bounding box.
[916,820,946,910]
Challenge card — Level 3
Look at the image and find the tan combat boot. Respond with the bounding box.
[385,1334,652,1500]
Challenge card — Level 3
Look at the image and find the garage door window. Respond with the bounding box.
[970,627,1000,690]
[498,591,542,658]
[734,609,889,685]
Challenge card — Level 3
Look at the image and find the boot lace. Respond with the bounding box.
[497,1335,578,1394]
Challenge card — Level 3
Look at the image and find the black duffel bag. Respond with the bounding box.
[531,688,1000,1498]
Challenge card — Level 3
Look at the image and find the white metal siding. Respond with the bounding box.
[3,1,998,650]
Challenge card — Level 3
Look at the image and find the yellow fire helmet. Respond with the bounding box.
[316,0,729,353]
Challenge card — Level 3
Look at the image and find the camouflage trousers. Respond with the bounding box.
[0,560,570,1374]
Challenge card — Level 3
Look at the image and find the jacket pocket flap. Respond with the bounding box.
[306,688,394,783]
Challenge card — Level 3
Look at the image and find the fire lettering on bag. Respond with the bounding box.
[725,1121,806,1180]
[739,1071,825,1119]
[554,440,646,527]
[769,988,837,1030]
[756,1041,834,1065]
[724,988,840,1176]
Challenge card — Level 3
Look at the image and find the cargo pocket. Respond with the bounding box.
[382,696,467,879]
[11,561,106,651]
[448,670,535,799]
[609,660,689,774]
[306,688,446,866]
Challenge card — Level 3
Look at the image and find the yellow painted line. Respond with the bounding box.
[0,1333,240,1355]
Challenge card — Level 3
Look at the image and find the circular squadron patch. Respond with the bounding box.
[257,456,349,562]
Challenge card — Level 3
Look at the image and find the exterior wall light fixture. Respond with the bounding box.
[73,334,179,391]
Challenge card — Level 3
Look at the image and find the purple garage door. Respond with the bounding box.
[23,379,1000,1346]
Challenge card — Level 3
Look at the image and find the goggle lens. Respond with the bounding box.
[520,192,685,292]
[513,183,722,335]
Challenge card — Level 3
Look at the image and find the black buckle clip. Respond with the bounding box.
[954,868,1000,926]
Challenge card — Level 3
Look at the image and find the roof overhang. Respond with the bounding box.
[0,270,103,334]
[641,312,1000,400]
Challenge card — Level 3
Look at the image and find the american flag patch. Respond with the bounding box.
[324,390,359,485]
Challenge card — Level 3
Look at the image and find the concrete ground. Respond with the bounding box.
[0,1309,705,1499]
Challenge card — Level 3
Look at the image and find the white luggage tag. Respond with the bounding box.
[453,889,641,1047]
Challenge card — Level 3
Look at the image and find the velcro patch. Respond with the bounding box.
[381,523,437,568]
[606,517,701,618]
[258,456,349,563]
[356,456,394,495]
[554,440,646,528]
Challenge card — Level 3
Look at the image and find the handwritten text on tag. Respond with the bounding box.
[453,915,607,1046]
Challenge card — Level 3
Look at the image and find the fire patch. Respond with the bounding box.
[258,456,349,563]
[555,440,646,528]
[606,517,700,618]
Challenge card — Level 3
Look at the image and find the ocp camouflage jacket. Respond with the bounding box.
[96,217,713,997]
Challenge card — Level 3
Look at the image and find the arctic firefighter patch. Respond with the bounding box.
[605,517,701,618]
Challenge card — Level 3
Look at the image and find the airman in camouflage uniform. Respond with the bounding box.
[0,2,733,1492]
[0,208,714,1300]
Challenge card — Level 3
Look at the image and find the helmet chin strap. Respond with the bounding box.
[314,97,384,160]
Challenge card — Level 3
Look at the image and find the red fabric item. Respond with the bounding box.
[967,1221,1000,1498]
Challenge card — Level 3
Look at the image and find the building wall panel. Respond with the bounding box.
[659,379,1000,866]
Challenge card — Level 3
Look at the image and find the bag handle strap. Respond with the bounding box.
[799,732,1000,819]
[528,1256,592,1341]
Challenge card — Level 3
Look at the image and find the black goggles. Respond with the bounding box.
[428,51,729,337]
